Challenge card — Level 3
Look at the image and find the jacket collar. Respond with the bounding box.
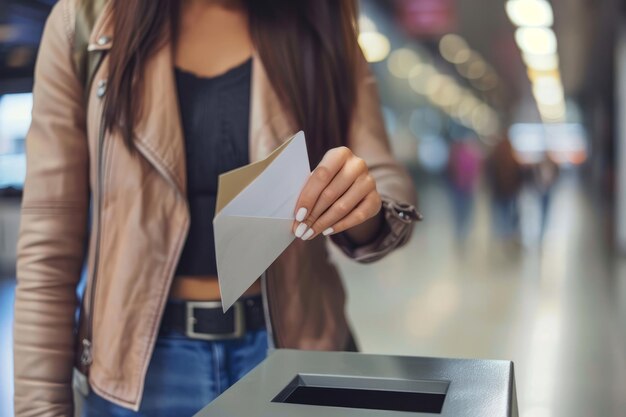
[89,4,296,197]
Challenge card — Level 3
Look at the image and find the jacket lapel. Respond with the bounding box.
[132,41,187,196]
[90,7,298,197]
[249,53,297,162]
[90,6,186,196]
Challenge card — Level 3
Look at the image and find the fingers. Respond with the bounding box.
[324,191,382,237]
[304,156,368,226]
[293,147,350,232]
[302,175,379,240]
[292,146,380,241]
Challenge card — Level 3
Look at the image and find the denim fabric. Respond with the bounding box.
[81,329,268,417]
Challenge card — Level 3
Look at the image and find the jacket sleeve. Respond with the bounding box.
[330,50,422,263]
[13,0,89,415]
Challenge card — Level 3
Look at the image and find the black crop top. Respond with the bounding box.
[174,58,252,276]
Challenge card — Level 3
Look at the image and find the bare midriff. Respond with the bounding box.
[169,275,262,301]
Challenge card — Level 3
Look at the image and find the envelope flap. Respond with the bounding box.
[217,131,310,219]
[215,134,296,214]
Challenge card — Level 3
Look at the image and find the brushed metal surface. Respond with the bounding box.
[194,349,518,417]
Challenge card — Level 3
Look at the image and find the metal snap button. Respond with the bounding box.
[96,80,107,98]
[97,35,110,46]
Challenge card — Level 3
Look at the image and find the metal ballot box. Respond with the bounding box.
[194,349,519,417]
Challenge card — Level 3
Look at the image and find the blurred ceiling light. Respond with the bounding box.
[533,74,563,92]
[533,87,564,107]
[505,0,554,27]
[456,52,487,79]
[472,104,492,129]
[542,115,566,123]
[480,118,500,137]
[358,15,378,32]
[466,60,487,79]
[454,50,471,65]
[539,101,566,113]
[455,95,479,119]
[472,73,499,90]
[515,27,557,55]
[534,90,564,107]
[387,48,420,78]
[523,52,559,71]
[426,74,446,98]
[358,32,391,63]
[432,82,462,108]
[460,112,474,127]
[540,108,566,120]
[538,101,566,121]
[529,71,567,118]
[408,62,429,79]
[439,34,471,64]
[409,63,436,94]
[527,67,561,83]
[471,104,500,136]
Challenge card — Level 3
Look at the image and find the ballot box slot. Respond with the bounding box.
[272,374,449,414]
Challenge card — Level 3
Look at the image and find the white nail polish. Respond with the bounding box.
[295,223,308,238]
[302,228,315,240]
[295,207,307,222]
[323,227,334,236]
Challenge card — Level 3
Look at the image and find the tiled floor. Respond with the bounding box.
[1,175,625,417]
[337,175,626,417]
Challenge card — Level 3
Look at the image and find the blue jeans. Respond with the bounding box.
[81,329,268,417]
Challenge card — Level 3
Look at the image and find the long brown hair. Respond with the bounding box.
[103,0,359,165]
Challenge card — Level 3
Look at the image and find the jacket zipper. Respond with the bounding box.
[80,119,106,368]
[80,135,191,372]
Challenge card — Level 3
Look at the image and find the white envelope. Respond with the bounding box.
[213,131,310,311]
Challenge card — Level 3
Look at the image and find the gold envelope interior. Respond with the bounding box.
[215,134,295,215]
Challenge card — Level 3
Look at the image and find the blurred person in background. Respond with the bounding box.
[13,0,421,416]
[529,154,559,244]
[485,134,523,243]
[446,136,482,244]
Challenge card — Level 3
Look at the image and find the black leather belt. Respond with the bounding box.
[160,295,265,340]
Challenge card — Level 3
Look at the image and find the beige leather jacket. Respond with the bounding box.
[13,0,419,414]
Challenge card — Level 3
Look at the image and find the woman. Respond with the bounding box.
[13,0,420,415]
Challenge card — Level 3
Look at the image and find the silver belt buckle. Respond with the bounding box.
[185,300,245,340]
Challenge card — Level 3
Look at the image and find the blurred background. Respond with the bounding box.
[1,0,626,416]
